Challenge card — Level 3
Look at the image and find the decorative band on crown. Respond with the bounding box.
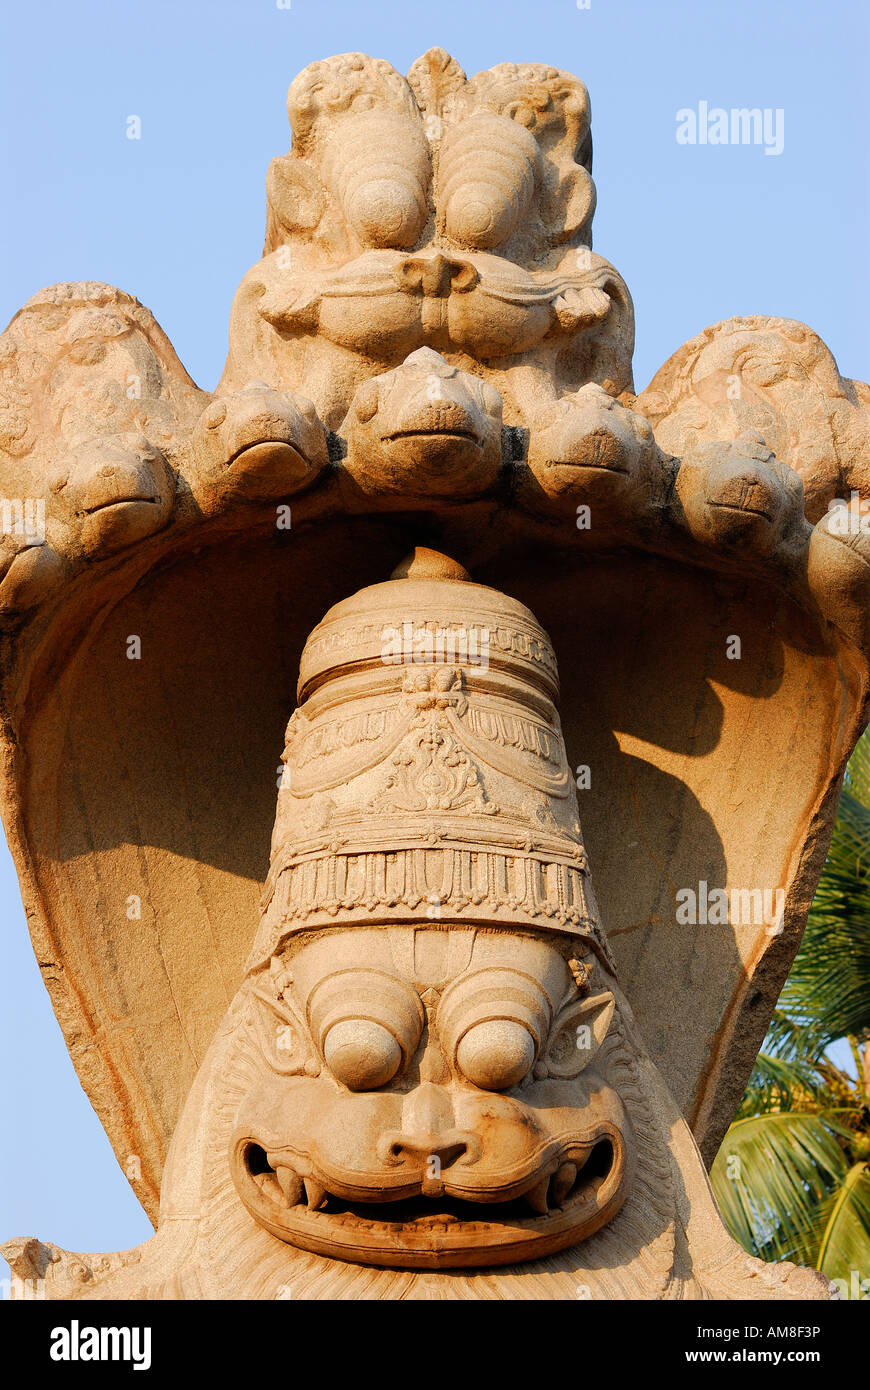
[248,830,615,974]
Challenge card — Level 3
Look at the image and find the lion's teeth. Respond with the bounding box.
[303,1178,328,1210]
[276,1167,303,1205]
[552,1162,577,1206]
[525,1176,550,1215]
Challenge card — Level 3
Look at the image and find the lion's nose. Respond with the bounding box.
[379,1083,480,1188]
[394,253,478,297]
[389,1134,470,1168]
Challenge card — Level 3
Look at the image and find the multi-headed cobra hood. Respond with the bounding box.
[1,43,859,1299]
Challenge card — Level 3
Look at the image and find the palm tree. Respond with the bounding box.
[711,736,870,1295]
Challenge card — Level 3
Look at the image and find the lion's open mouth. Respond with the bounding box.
[231,1133,626,1268]
[248,1137,613,1219]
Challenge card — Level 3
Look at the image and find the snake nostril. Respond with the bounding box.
[354,380,380,423]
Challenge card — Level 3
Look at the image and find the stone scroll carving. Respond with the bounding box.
[1,49,867,1299]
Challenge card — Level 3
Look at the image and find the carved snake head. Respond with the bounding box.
[343,347,503,496]
[49,432,175,559]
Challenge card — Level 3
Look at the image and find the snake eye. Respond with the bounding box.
[308,969,424,1092]
[437,968,551,1092]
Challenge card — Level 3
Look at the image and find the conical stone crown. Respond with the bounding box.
[250,552,614,971]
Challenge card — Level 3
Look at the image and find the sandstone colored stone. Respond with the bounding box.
[0,48,866,1299]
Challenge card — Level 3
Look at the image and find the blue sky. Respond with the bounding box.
[1,0,867,1274]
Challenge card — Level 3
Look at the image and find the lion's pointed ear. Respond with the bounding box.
[543,990,615,1078]
[540,163,596,245]
[265,153,325,242]
[249,964,318,1077]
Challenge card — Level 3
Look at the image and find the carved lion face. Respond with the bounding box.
[230,925,632,1269]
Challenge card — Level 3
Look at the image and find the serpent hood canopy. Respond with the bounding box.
[0,48,867,1300]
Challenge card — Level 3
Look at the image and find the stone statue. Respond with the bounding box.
[1,49,868,1300]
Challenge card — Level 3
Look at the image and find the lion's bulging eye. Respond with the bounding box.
[455,1019,536,1090]
[307,968,424,1091]
[437,967,552,1092]
[323,1019,402,1091]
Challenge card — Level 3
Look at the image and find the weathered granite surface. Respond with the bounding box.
[1,48,867,1298]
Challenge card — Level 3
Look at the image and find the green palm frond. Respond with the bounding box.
[844,732,870,807]
[711,1111,851,1265]
[815,1162,870,1283]
[714,733,870,1286]
[737,1048,831,1118]
[779,777,870,1045]
[761,1009,828,1063]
